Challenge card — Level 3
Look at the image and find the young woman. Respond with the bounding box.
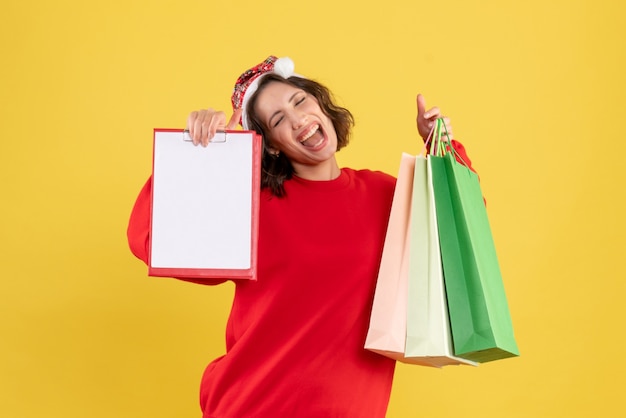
[128,56,475,417]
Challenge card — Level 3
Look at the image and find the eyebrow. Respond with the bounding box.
[268,91,301,127]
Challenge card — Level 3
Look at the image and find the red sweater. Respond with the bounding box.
[127,141,474,418]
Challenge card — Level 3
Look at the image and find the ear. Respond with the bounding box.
[265,142,280,156]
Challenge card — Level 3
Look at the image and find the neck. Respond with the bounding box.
[292,157,341,181]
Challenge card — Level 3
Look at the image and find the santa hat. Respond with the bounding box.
[231,55,300,129]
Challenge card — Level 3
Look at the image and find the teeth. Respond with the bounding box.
[300,125,319,142]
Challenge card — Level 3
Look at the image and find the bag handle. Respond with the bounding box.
[421,118,449,157]
[426,118,471,169]
[419,119,437,156]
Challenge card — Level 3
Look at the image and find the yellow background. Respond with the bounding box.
[2,0,624,416]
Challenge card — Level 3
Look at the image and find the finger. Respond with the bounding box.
[187,111,199,146]
[194,111,208,146]
[198,109,215,146]
[210,112,228,145]
[202,119,213,147]
[226,108,243,130]
[416,94,426,119]
[424,106,441,120]
[203,111,227,146]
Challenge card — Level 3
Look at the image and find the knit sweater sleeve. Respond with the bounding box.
[126,176,227,286]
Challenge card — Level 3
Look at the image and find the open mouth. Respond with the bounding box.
[299,124,325,148]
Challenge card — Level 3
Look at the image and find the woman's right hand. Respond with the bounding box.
[416,94,453,143]
[186,108,242,146]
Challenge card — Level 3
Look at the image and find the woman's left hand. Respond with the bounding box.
[416,94,453,142]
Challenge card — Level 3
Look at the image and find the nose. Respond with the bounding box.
[291,111,307,130]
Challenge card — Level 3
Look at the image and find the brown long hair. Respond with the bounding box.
[246,74,354,197]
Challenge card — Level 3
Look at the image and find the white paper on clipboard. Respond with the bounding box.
[149,129,261,280]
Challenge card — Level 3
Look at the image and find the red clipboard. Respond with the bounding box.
[148,128,261,280]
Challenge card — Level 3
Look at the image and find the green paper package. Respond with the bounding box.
[429,121,519,362]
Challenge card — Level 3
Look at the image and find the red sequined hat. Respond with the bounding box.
[231,55,299,129]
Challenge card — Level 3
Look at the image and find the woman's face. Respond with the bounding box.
[254,81,338,173]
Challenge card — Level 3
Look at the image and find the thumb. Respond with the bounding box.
[226,108,243,130]
[416,94,426,118]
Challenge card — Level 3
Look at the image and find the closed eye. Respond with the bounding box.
[269,92,305,128]
[272,115,284,128]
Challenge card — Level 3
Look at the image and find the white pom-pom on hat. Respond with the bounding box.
[273,57,295,78]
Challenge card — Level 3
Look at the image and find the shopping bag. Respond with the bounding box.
[365,153,415,360]
[429,121,519,362]
[404,155,477,367]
